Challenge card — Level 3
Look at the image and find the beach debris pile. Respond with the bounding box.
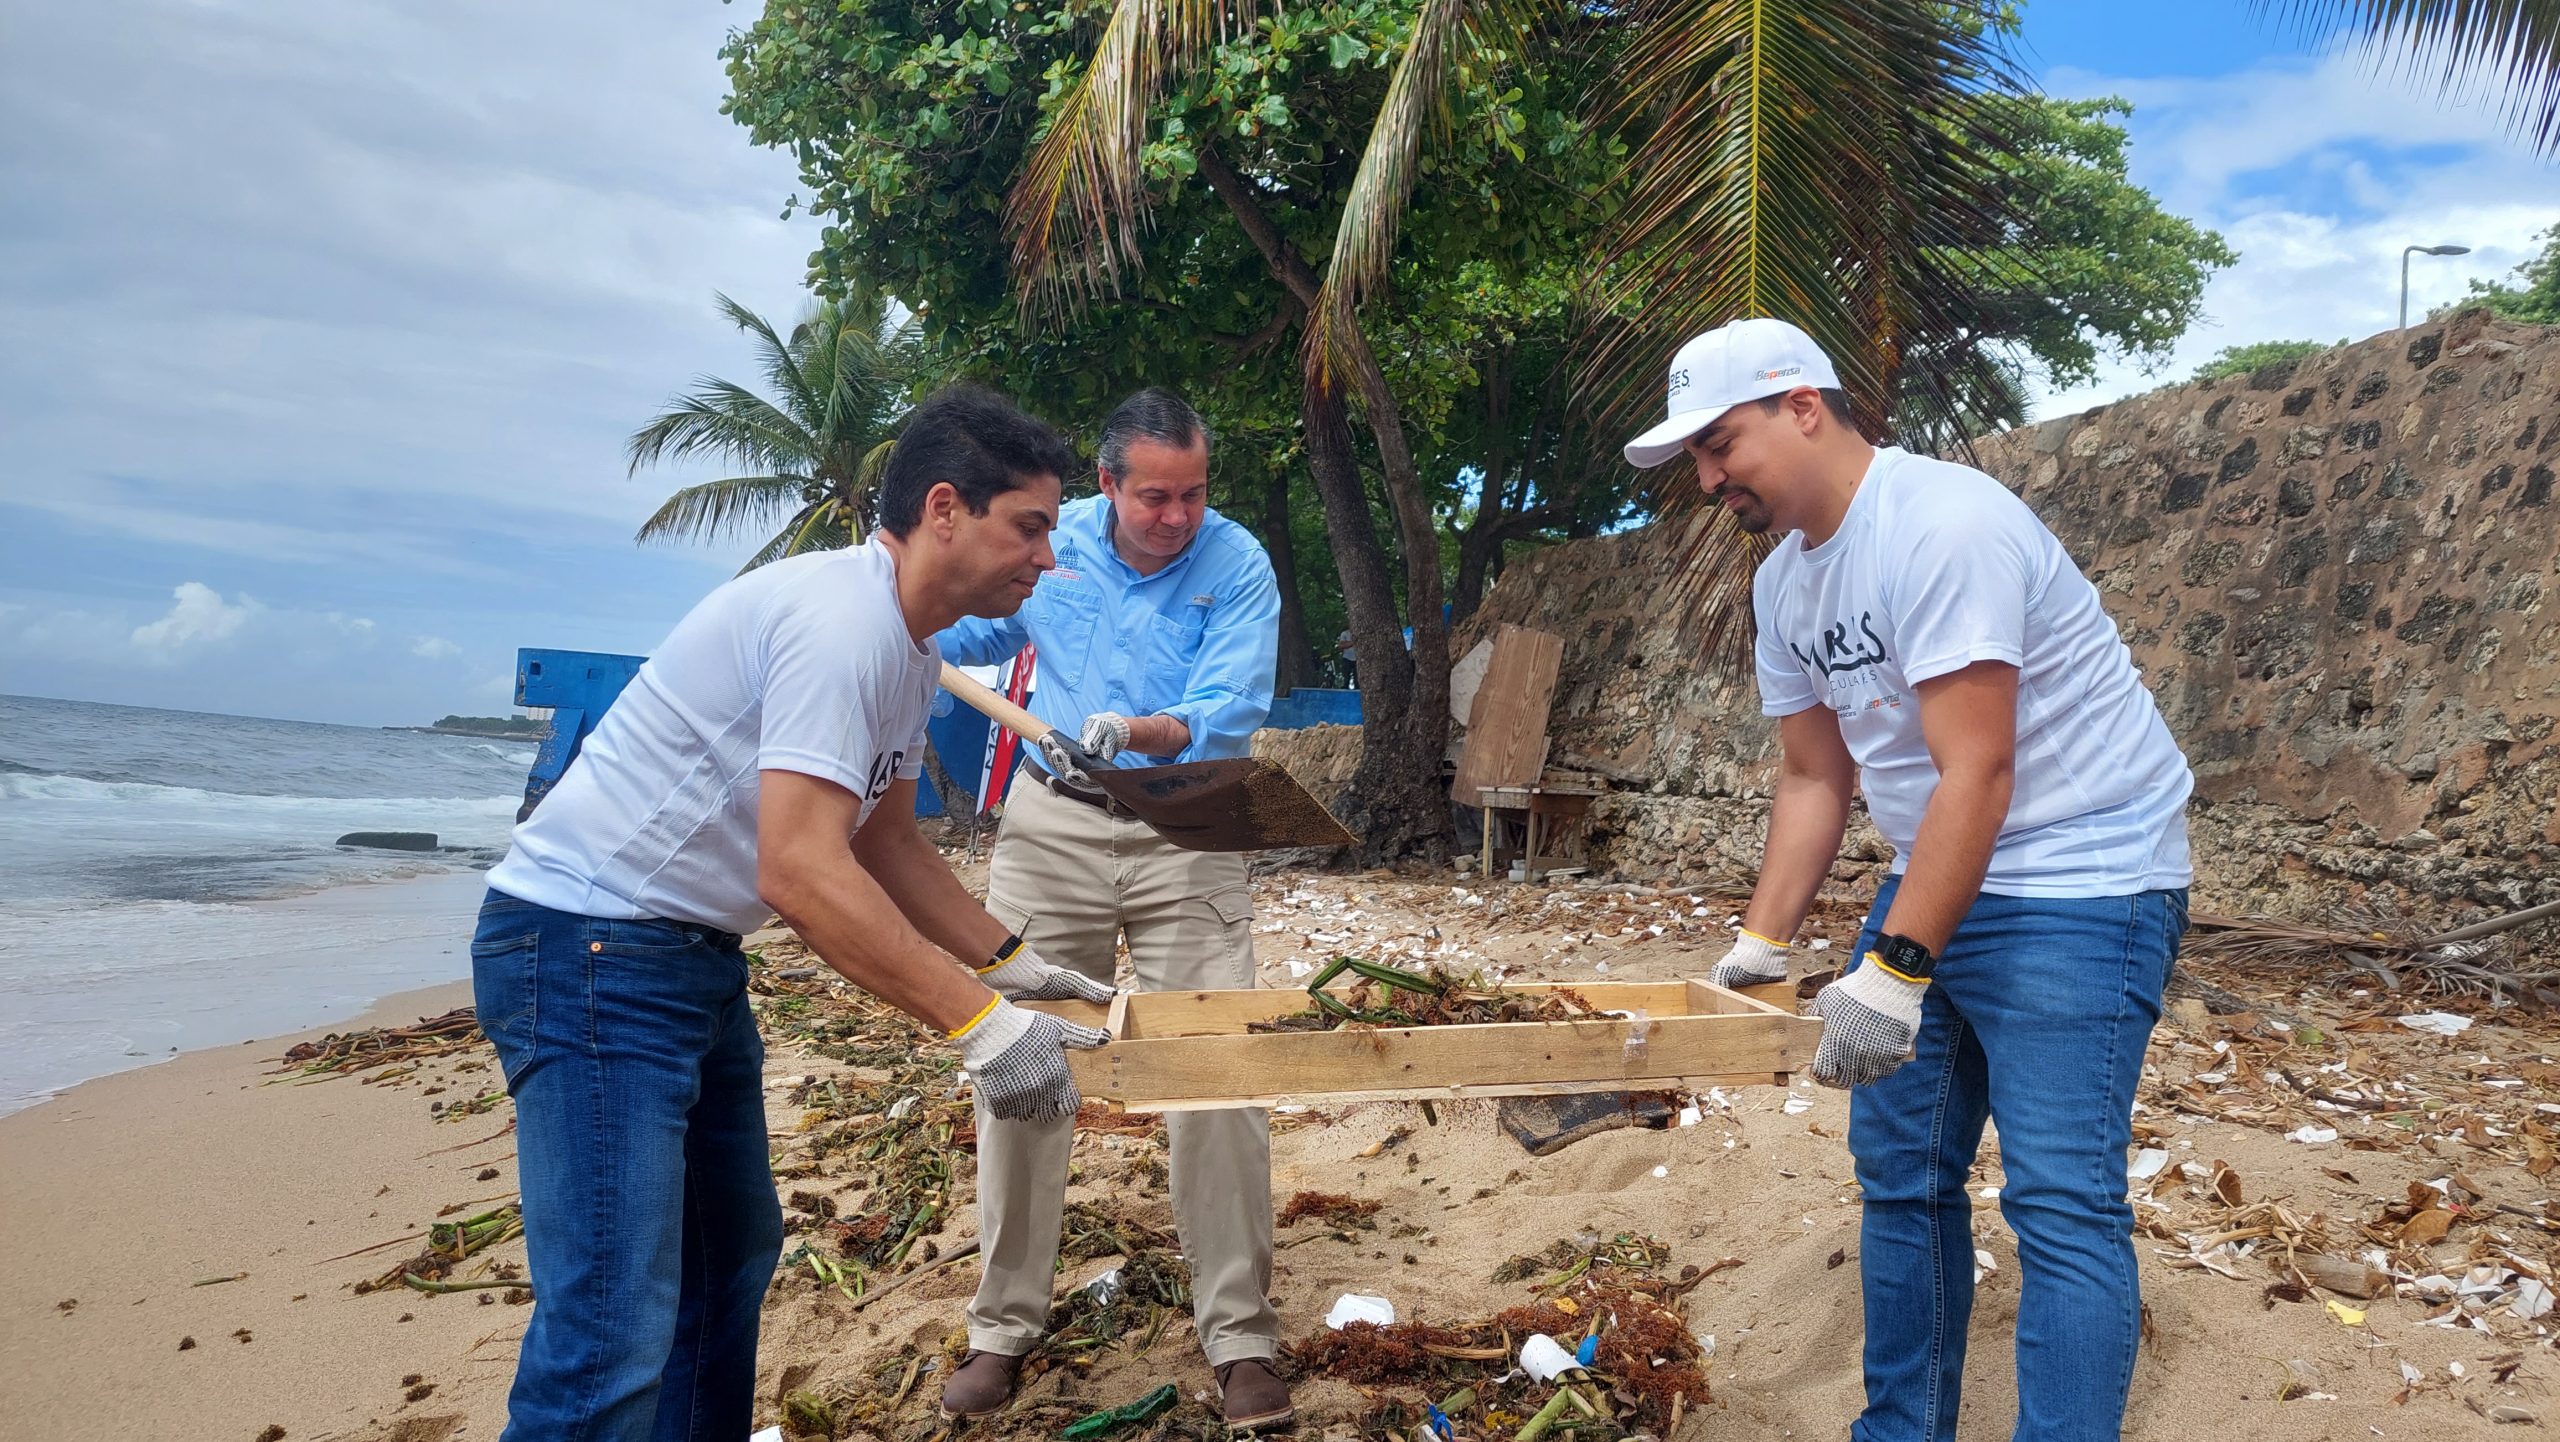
[350,1204,527,1299]
[269,1007,485,1081]
[1286,1230,1709,1442]
[2183,899,2560,1008]
[1248,957,1606,1033]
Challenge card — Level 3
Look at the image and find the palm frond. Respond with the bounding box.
[1306,0,1524,387]
[1575,0,2048,661]
[2259,1,2560,154]
[715,290,820,427]
[634,475,817,547]
[626,382,817,476]
[1003,0,1248,313]
[735,497,858,575]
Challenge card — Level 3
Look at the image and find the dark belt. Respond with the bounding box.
[1039,769,1138,819]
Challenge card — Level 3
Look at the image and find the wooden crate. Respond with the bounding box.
[1026,980,1813,1113]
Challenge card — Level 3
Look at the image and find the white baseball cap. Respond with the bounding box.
[1620,317,1842,468]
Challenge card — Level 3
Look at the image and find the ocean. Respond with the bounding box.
[0,694,534,1113]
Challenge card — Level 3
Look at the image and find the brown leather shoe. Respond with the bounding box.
[940,1349,1025,1418]
[1216,1358,1296,1431]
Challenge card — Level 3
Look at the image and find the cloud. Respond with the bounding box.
[130,582,257,656]
[412,635,462,660]
[2029,43,2560,418]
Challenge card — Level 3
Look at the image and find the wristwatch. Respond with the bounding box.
[1870,933,1938,983]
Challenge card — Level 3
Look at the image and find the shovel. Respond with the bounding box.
[938,661,1357,853]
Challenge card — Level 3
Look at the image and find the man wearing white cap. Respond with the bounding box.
[1627,317,2193,1441]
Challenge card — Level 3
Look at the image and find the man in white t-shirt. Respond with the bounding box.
[473,385,1116,1442]
[1623,319,2193,1442]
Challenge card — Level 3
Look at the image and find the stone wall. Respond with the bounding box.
[1460,309,2560,916]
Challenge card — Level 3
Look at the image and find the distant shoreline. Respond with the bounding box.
[389,723,549,740]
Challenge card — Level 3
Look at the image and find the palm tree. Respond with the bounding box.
[629,290,929,572]
[991,0,2559,858]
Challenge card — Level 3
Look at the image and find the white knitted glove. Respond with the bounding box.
[1807,956,1928,1089]
[1706,929,1791,988]
[977,935,1115,1005]
[952,997,1109,1122]
[1078,711,1133,762]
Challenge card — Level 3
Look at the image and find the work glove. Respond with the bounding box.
[1078,711,1133,763]
[951,997,1110,1122]
[1033,729,1104,788]
[1706,928,1791,989]
[977,934,1116,1005]
[1806,955,1928,1089]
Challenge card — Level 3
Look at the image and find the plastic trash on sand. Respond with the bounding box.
[1519,1333,1578,1382]
[2396,1011,2474,1036]
[1326,1293,1396,1330]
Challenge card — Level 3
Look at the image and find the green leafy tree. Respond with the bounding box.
[2452,222,2560,324]
[2191,338,2342,382]
[722,0,2250,858]
[628,291,930,571]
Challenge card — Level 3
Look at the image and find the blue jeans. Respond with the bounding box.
[470,890,784,1442]
[1846,877,2188,1442]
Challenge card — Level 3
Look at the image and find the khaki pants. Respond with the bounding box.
[966,776,1277,1364]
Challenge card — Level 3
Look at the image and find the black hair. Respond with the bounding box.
[1096,387,1211,479]
[876,384,1079,537]
[1753,387,1861,432]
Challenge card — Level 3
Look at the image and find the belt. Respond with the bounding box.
[1039,770,1138,819]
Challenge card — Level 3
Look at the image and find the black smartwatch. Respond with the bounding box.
[1871,933,1938,983]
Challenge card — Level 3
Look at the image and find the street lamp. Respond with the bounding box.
[2401,244,2472,328]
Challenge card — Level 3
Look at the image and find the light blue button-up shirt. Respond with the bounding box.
[937,492,1279,767]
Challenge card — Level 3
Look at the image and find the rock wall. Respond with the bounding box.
[1460,309,2560,916]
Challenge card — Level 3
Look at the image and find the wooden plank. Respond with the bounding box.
[1075,1009,1815,1110]
[1127,1074,1794,1113]
[1451,624,1564,807]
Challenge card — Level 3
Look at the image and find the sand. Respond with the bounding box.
[5,865,2554,1442]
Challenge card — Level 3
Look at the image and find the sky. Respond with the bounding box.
[0,2,2554,727]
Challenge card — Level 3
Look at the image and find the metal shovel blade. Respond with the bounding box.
[936,660,1356,852]
[1082,757,1358,853]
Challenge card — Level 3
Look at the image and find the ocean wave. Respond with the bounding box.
[472,741,537,761]
[1,771,516,812]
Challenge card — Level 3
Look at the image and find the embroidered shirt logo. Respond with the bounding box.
[1190,594,1216,607]
[1044,567,1082,581]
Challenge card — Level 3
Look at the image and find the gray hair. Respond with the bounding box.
[1096,387,1211,479]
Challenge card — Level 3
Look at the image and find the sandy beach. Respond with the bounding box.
[5,864,2555,1442]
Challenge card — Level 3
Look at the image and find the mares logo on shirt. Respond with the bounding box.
[864,749,906,802]
[1792,611,1890,679]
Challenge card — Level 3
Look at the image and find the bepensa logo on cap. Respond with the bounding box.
[1756,365,1802,382]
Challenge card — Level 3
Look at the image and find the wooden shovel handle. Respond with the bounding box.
[938,661,1049,745]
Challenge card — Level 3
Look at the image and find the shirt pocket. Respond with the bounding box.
[1028,579,1103,686]
[1143,606,1209,709]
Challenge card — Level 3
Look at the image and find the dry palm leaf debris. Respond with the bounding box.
[2184,899,2560,1006]
[269,1008,484,1081]
[1286,1233,1708,1442]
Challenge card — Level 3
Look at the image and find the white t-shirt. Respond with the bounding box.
[488,541,937,934]
[1752,447,2193,897]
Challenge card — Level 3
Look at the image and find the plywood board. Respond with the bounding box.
[1450,623,1563,807]
[1027,979,1814,1112]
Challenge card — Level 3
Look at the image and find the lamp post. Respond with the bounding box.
[2401,244,2472,328]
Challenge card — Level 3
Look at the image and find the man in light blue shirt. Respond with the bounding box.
[934,389,1292,1430]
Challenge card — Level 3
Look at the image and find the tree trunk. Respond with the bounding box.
[1199,143,1453,863]
[1260,465,1322,693]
